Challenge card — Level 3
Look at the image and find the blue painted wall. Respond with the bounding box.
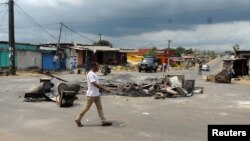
[42,53,60,71]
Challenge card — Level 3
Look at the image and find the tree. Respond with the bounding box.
[144,47,157,57]
[170,47,193,56]
[93,40,113,47]
[184,48,193,54]
[173,46,185,56]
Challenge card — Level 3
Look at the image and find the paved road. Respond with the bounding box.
[0,58,249,141]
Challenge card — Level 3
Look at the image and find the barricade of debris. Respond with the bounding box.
[103,75,204,99]
[205,58,249,83]
[23,73,81,107]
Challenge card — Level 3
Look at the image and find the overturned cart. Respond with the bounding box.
[24,77,80,107]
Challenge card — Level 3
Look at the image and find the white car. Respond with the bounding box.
[201,64,210,71]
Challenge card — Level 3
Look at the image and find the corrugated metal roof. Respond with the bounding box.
[69,45,119,52]
[83,46,119,52]
[119,49,138,53]
[69,46,87,50]
[40,46,57,51]
[0,41,38,51]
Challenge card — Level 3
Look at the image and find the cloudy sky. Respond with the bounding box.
[1,0,250,51]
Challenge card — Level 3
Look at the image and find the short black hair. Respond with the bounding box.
[90,62,98,68]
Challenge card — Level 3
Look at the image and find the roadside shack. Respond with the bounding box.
[223,58,249,77]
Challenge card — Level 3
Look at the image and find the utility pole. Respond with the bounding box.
[8,0,16,75]
[56,22,63,56]
[53,22,63,71]
[99,33,102,42]
[167,40,172,71]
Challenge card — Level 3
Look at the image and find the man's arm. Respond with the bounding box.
[92,81,111,93]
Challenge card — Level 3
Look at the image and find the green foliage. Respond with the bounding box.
[143,47,156,57]
[93,40,113,47]
[211,51,216,59]
[170,46,193,57]
[185,48,193,54]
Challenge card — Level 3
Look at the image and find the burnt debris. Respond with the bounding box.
[102,75,203,99]
[24,77,80,107]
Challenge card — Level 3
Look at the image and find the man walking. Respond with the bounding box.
[75,62,112,127]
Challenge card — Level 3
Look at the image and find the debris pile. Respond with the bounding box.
[207,61,235,83]
[103,75,203,99]
[118,83,152,97]
[24,77,80,107]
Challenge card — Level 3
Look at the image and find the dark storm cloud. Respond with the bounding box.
[1,0,250,50]
[58,0,250,37]
[12,0,250,37]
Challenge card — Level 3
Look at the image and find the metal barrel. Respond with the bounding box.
[57,82,80,94]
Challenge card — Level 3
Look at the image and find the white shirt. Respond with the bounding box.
[86,70,100,97]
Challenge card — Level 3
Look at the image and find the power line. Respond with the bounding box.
[14,3,57,41]
[15,23,59,29]
[15,6,38,26]
[15,8,58,30]
[0,2,8,5]
[3,2,248,47]
[15,6,59,29]
[0,4,6,14]
[0,6,8,27]
[0,10,8,27]
[62,23,96,42]
[0,4,7,18]
[3,2,248,32]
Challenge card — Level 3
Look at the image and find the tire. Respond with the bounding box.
[185,92,194,97]
[59,92,64,107]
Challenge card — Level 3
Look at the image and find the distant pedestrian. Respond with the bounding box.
[75,62,112,127]
[71,59,77,72]
[162,62,166,72]
[166,63,170,71]
[198,63,202,75]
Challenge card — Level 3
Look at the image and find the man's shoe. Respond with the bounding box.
[102,121,112,126]
[75,119,83,127]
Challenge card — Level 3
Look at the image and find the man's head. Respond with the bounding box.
[90,62,99,72]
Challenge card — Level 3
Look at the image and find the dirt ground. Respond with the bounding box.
[232,79,250,86]
[1,58,249,141]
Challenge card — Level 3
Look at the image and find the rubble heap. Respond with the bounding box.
[103,75,203,99]
[24,77,80,107]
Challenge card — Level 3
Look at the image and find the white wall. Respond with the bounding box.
[65,49,77,70]
[17,51,42,70]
